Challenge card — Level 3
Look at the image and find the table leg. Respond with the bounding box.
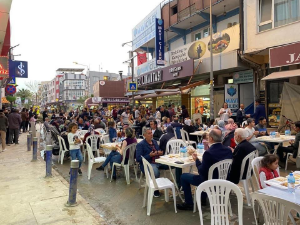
[273,143,282,155]
[168,165,184,202]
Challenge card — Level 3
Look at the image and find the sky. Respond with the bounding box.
[9,0,163,89]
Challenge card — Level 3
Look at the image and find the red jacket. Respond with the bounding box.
[259,167,279,189]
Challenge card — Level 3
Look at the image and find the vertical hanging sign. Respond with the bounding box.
[155,19,165,66]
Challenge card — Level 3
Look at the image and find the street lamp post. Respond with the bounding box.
[209,0,214,120]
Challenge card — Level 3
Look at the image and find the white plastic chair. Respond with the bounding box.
[241,121,247,128]
[180,129,197,146]
[101,135,111,157]
[110,143,138,184]
[240,150,257,206]
[165,139,186,155]
[84,135,101,162]
[251,156,264,190]
[193,159,233,213]
[95,128,105,134]
[77,130,88,137]
[57,136,69,164]
[252,192,300,225]
[86,141,106,180]
[141,157,177,216]
[173,128,177,139]
[285,141,300,170]
[196,179,243,225]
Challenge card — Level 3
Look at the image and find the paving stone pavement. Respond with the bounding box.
[0,132,106,225]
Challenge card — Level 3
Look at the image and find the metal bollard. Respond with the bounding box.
[32,137,38,162]
[29,131,33,146]
[45,145,53,177]
[65,160,79,207]
[27,134,31,151]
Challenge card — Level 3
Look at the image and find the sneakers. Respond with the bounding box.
[2,149,6,152]
[96,166,104,171]
[176,203,193,210]
[78,169,82,176]
[154,190,160,198]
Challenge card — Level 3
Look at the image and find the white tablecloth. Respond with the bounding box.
[258,186,300,205]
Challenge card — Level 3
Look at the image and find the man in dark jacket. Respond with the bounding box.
[8,109,22,144]
[0,110,8,151]
[236,103,246,125]
[171,116,183,139]
[150,120,163,141]
[249,99,266,124]
[228,128,256,184]
[160,106,170,121]
[177,129,233,210]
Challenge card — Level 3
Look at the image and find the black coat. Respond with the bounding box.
[228,140,256,184]
[236,109,246,124]
[153,129,163,141]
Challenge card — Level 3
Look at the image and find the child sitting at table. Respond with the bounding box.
[259,154,279,189]
[202,133,209,150]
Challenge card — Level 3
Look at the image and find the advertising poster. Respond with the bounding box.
[225,84,239,116]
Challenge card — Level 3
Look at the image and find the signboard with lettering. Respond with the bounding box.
[128,82,138,92]
[269,41,300,68]
[135,53,169,76]
[0,56,9,78]
[225,84,239,116]
[132,5,161,51]
[233,70,253,84]
[9,60,28,78]
[155,19,164,66]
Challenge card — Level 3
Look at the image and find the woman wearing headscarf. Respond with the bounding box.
[159,126,175,155]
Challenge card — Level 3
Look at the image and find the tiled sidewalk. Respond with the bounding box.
[0,132,106,225]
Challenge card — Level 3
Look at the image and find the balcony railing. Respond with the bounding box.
[178,4,196,22]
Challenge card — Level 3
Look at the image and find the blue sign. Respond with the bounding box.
[8,77,16,85]
[155,19,165,66]
[128,82,138,92]
[9,60,28,78]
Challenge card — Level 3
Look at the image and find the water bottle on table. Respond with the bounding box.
[285,130,291,136]
[288,173,295,193]
[197,143,204,154]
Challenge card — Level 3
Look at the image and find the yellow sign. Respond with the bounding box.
[128,82,138,92]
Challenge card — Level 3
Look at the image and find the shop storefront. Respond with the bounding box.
[85,97,130,110]
[190,84,210,122]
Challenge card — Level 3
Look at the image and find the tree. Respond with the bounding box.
[77,95,90,105]
[24,80,40,94]
[6,95,16,109]
[16,88,33,103]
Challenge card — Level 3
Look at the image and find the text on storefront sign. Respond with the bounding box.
[137,70,163,86]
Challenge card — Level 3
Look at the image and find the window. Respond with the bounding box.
[195,32,201,41]
[203,27,210,38]
[259,0,300,32]
[171,5,178,15]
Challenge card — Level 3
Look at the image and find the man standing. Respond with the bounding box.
[42,108,48,122]
[168,105,175,121]
[249,99,266,124]
[160,106,170,121]
[135,106,140,120]
[121,107,130,125]
[150,120,163,141]
[236,104,246,125]
[177,129,233,210]
[8,109,22,145]
[228,128,256,184]
[0,110,8,152]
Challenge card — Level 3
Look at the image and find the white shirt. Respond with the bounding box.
[68,132,82,150]
[135,110,140,119]
[121,112,129,124]
[218,108,231,122]
[245,127,256,142]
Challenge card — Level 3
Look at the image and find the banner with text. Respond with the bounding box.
[225,84,239,116]
[155,18,164,66]
[132,5,161,51]
[169,24,240,65]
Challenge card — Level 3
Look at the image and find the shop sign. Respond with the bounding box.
[269,41,300,68]
[137,70,163,86]
[101,98,129,103]
[225,84,239,116]
[169,24,240,65]
[135,55,169,76]
[132,5,161,51]
[128,82,138,92]
[9,60,28,78]
[0,56,9,78]
[155,19,164,66]
[233,70,253,84]
[137,59,194,86]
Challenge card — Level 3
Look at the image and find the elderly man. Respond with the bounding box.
[245,118,267,156]
[228,128,256,184]
[177,129,233,210]
[94,118,106,129]
[136,128,168,197]
[8,109,22,145]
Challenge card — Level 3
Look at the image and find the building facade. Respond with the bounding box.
[87,71,120,96]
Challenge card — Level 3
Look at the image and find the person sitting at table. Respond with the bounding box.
[225,118,237,132]
[277,121,300,163]
[77,117,88,130]
[108,121,117,142]
[94,118,106,129]
[96,127,137,180]
[150,120,163,141]
[255,117,269,137]
[177,129,233,210]
[163,117,171,129]
[183,118,197,144]
[245,118,267,156]
[259,154,279,189]
[136,128,168,197]
[171,116,183,139]
[194,118,203,131]
[228,128,256,184]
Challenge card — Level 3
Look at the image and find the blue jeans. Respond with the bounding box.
[251,142,267,156]
[102,151,122,176]
[70,149,83,168]
[150,163,169,178]
[181,173,205,205]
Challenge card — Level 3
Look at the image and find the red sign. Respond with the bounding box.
[269,41,300,68]
[5,85,16,95]
[0,56,9,78]
[137,52,147,66]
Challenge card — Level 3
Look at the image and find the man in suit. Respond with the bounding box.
[228,128,256,184]
[150,120,163,141]
[248,99,266,124]
[236,103,246,125]
[177,129,233,210]
[136,128,167,197]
